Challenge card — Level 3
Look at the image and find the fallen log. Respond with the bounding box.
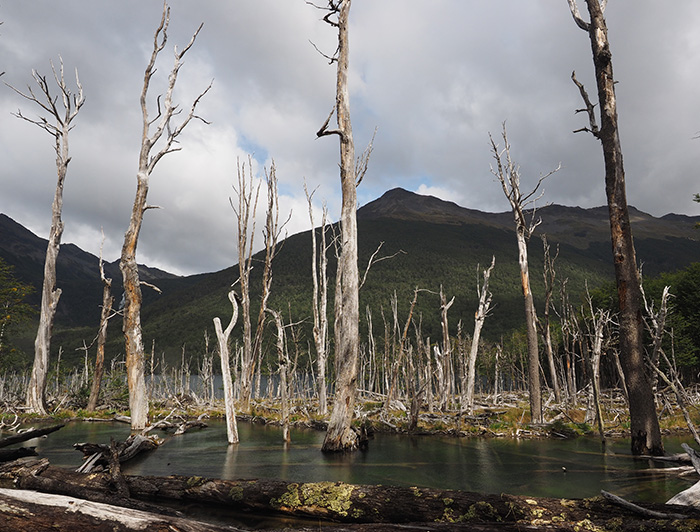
[0,423,64,449]
[0,447,37,462]
[2,458,700,530]
[0,488,244,532]
[75,434,159,473]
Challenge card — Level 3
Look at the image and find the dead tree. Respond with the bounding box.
[584,287,610,448]
[539,236,562,403]
[9,59,85,414]
[231,157,260,413]
[87,237,114,412]
[120,3,210,430]
[567,0,663,455]
[435,286,454,411]
[313,0,363,452]
[464,256,495,414]
[489,124,558,424]
[305,183,331,415]
[213,290,240,444]
[267,308,292,443]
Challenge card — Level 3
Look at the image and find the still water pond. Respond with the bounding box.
[23,420,696,503]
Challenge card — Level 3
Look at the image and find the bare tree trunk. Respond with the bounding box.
[316,0,362,452]
[268,309,291,443]
[213,291,239,444]
[465,256,495,413]
[305,184,330,416]
[436,286,454,411]
[87,252,113,412]
[489,125,558,424]
[10,61,84,414]
[120,4,210,430]
[568,0,663,455]
[539,236,562,403]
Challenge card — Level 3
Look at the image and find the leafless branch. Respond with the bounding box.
[316,105,342,138]
[566,0,590,31]
[355,128,377,187]
[571,71,600,138]
[359,242,406,290]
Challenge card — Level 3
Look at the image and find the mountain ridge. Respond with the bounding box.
[3,187,700,367]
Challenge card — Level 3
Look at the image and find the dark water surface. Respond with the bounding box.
[20,420,695,503]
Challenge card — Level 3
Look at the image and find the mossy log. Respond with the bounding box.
[3,458,700,531]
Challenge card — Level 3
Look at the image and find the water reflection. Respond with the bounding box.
[24,420,695,503]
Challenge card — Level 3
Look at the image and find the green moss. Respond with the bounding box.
[463,501,501,522]
[271,482,357,518]
[228,485,244,501]
[186,476,205,488]
[411,486,423,497]
[443,497,453,506]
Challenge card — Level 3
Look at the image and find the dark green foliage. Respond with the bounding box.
[0,257,36,370]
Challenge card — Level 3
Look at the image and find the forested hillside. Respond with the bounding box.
[2,188,700,371]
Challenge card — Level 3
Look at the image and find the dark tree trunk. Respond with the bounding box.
[568,0,663,455]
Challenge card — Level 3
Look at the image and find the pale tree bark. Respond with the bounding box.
[464,256,495,414]
[313,0,362,452]
[305,183,331,416]
[539,236,562,403]
[231,157,260,413]
[267,308,291,443]
[120,4,210,430]
[87,238,114,412]
[213,291,239,444]
[567,0,663,455]
[585,287,610,448]
[489,124,558,425]
[436,286,454,411]
[9,59,84,415]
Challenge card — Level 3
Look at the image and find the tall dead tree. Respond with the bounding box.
[539,236,562,403]
[232,160,285,412]
[87,238,114,412]
[567,0,663,455]
[9,59,84,414]
[120,3,210,430]
[464,256,495,414]
[489,124,558,425]
[313,0,363,452]
[213,290,240,444]
[305,183,331,415]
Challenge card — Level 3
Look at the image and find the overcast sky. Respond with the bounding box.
[1,2,699,276]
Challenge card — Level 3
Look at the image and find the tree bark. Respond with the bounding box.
[2,459,698,531]
[213,291,240,444]
[465,257,495,413]
[305,183,330,416]
[87,255,113,412]
[568,0,663,455]
[539,236,562,403]
[120,4,209,430]
[489,126,556,425]
[0,424,64,449]
[317,0,361,452]
[10,62,85,415]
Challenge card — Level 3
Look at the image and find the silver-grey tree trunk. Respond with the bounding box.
[87,256,113,412]
[305,184,330,416]
[10,62,85,415]
[464,256,495,414]
[120,4,209,430]
[317,0,361,452]
[490,126,557,425]
[213,291,239,444]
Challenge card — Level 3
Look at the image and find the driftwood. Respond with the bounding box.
[0,488,243,532]
[2,458,700,531]
[0,423,64,448]
[75,434,159,473]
